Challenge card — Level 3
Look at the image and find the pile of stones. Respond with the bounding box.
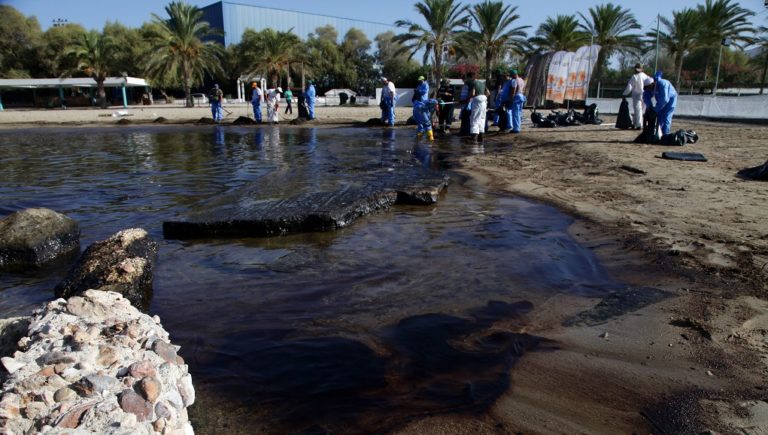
[0,290,195,434]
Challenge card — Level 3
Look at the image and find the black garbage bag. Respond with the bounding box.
[634,109,659,144]
[582,103,602,125]
[615,97,633,129]
[737,160,768,181]
[659,129,699,146]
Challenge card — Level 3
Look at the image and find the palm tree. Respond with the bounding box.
[578,2,643,84]
[65,30,116,108]
[394,0,469,90]
[751,26,768,95]
[459,1,529,81]
[650,8,701,87]
[695,0,755,83]
[530,15,589,53]
[244,28,301,89]
[144,1,223,108]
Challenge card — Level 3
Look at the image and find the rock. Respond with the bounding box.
[153,417,166,432]
[1,356,25,374]
[177,374,194,407]
[119,389,153,422]
[128,360,157,379]
[53,387,77,402]
[152,340,178,364]
[137,376,161,403]
[0,208,80,271]
[0,291,194,434]
[0,317,30,359]
[54,228,158,310]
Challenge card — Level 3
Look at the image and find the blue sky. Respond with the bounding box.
[4,0,767,36]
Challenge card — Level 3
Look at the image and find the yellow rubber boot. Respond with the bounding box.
[427,130,434,141]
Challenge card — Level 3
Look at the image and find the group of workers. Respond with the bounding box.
[208,81,317,124]
[209,63,677,139]
[623,63,678,135]
[379,68,527,143]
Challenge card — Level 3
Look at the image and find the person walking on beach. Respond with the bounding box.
[265,87,282,124]
[251,82,262,123]
[208,84,224,122]
[305,81,316,120]
[623,63,651,129]
[380,77,397,127]
[283,88,293,114]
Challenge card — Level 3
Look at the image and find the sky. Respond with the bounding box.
[3,0,767,36]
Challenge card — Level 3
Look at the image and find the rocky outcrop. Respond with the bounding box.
[0,208,80,271]
[163,170,449,240]
[54,229,158,311]
[0,290,195,434]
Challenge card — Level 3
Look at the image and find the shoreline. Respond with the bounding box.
[3,108,767,432]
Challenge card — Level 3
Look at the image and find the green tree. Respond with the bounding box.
[64,30,116,108]
[459,1,529,81]
[341,28,378,94]
[530,15,588,52]
[695,0,755,84]
[394,0,470,90]
[375,31,421,86]
[0,5,43,78]
[103,22,149,77]
[243,28,301,88]
[650,8,701,87]
[750,26,768,94]
[38,23,87,77]
[578,2,643,85]
[144,1,224,107]
[306,25,347,91]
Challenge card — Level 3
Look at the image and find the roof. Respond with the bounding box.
[0,77,149,89]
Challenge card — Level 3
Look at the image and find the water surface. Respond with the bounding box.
[1,125,623,433]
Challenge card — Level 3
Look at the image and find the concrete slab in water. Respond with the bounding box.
[163,169,449,240]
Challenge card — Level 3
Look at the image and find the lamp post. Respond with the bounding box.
[713,37,731,96]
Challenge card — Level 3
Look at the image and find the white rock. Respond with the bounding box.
[1,356,25,374]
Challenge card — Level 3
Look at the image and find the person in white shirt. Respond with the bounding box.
[380,77,397,126]
[266,87,282,124]
[623,63,651,130]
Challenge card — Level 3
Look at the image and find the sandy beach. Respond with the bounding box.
[2,106,767,433]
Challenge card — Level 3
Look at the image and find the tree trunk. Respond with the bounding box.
[675,53,684,89]
[301,62,306,91]
[433,44,442,98]
[97,78,107,109]
[485,49,493,83]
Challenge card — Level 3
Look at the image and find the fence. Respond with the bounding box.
[586,94,768,121]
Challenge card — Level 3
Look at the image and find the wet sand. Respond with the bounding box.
[3,107,767,433]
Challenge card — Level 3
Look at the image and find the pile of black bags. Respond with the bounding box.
[531,104,603,128]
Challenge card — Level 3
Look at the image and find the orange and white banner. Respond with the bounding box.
[547,45,601,103]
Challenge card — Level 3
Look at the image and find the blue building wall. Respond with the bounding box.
[201,1,396,46]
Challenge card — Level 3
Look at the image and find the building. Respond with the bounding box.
[200,1,397,46]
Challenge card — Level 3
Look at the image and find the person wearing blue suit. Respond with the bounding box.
[412,76,433,140]
[653,71,678,135]
[305,81,316,120]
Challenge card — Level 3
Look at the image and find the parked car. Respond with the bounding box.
[190,93,209,106]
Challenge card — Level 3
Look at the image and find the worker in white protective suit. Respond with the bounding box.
[623,63,652,130]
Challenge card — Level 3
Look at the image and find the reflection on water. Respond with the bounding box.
[1,126,621,433]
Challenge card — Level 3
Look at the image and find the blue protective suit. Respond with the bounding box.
[413,99,435,134]
[511,93,526,133]
[305,84,316,120]
[498,79,514,130]
[413,81,429,103]
[653,77,677,135]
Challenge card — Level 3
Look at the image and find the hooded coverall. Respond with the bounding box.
[412,81,432,136]
[305,84,316,120]
[624,72,651,129]
[251,86,262,123]
[381,81,397,126]
[654,78,678,135]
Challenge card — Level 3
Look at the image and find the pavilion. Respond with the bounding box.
[0,76,151,110]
